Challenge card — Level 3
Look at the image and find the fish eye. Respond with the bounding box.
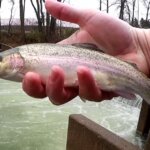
[0,55,3,62]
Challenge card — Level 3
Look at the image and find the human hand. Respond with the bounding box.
[22,0,150,105]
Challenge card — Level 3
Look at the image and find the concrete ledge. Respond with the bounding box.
[137,101,150,136]
[145,131,150,150]
[66,114,140,150]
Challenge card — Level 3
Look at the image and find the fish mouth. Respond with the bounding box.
[0,55,10,77]
[0,61,7,75]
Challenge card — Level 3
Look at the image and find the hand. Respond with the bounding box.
[22,0,150,105]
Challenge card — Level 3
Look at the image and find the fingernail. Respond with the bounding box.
[50,66,62,82]
[50,99,62,106]
[77,66,86,75]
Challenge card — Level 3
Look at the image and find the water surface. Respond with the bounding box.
[0,79,144,150]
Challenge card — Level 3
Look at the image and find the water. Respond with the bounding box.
[0,79,145,150]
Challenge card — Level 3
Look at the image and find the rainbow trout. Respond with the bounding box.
[0,43,150,103]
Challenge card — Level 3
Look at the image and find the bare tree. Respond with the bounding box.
[118,0,127,20]
[0,0,2,8]
[45,10,50,40]
[126,2,131,22]
[106,0,109,13]
[8,0,15,34]
[102,0,109,13]
[102,0,118,13]
[125,0,138,26]
[19,0,26,41]
[143,0,150,21]
[49,0,63,36]
[131,0,136,25]
[44,0,63,40]
[0,0,2,42]
[137,0,140,22]
[40,0,45,26]
[30,0,44,33]
[99,0,102,10]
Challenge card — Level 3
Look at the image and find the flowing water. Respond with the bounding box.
[0,79,145,150]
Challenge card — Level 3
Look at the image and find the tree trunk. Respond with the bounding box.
[40,0,45,26]
[50,16,56,35]
[30,0,43,32]
[46,12,50,41]
[0,0,2,8]
[131,0,136,25]
[146,1,150,21]
[19,0,26,41]
[106,0,109,13]
[119,0,127,20]
[8,0,15,35]
[49,0,62,36]
[126,2,131,22]
[99,0,102,10]
[0,0,2,43]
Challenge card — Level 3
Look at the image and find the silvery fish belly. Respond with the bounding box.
[0,43,150,104]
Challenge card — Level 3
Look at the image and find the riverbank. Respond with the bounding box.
[1,26,77,48]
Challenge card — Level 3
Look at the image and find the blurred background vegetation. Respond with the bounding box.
[1,0,150,47]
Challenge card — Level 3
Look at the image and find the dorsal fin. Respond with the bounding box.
[124,60,138,69]
[71,43,104,53]
[129,62,138,69]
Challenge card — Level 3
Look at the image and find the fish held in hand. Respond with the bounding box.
[0,43,150,104]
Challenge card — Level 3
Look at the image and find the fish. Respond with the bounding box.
[0,43,150,104]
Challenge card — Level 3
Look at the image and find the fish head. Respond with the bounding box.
[0,53,24,81]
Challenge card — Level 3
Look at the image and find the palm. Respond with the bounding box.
[58,10,147,74]
[70,14,133,55]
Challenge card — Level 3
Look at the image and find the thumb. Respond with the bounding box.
[45,0,82,24]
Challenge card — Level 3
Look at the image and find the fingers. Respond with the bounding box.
[46,66,78,105]
[22,67,78,105]
[77,66,102,102]
[46,66,104,104]
[77,66,117,101]
[45,0,82,24]
[22,66,116,104]
[22,72,46,98]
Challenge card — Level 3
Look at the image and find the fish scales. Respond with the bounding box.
[19,44,146,79]
[0,43,150,104]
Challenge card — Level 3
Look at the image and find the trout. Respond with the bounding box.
[0,43,150,104]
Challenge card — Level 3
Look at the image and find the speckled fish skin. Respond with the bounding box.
[0,43,150,104]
